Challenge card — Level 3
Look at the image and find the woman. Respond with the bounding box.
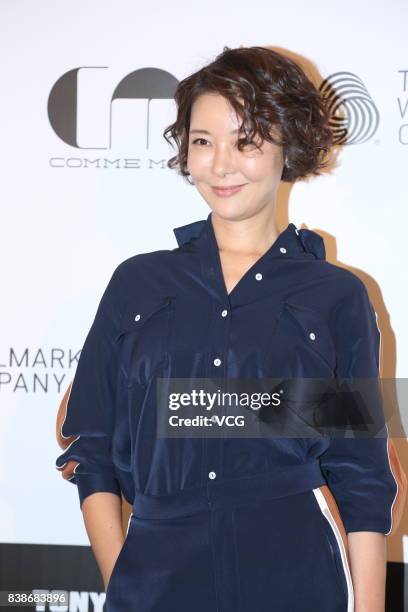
[55,46,405,611]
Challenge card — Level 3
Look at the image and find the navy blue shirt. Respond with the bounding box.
[56,213,398,535]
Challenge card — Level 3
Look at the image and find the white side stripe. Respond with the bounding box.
[312,488,354,612]
[125,512,133,536]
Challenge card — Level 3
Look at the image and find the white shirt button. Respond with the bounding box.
[255,272,263,281]
[134,313,141,321]
[221,309,228,317]
[309,332,316,340]
[213,358,222,366]
[208,471,216,479]
[280,247,287,253]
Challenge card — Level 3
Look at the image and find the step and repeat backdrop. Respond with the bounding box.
[1,0,407,610]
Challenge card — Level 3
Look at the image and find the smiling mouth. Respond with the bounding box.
[211,184,247,197]
[212,184,246,189]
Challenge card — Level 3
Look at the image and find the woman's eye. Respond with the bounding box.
[244,139,259,147]
[190,138,259,150]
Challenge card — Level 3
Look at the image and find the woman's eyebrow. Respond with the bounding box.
[189,128,240,135]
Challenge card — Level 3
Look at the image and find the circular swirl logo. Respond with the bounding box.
[319,71,379,145]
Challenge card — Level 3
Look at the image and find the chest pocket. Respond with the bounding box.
[115,295,174,387]
[283,301,336,374]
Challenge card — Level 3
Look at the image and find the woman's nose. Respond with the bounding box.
[211,145,236,177]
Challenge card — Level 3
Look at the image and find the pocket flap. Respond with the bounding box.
[115,295,174,342]
[284,301,335,370]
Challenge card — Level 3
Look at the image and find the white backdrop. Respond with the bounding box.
[1,0,407,563]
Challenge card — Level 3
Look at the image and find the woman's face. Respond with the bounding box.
[187,92,285,221]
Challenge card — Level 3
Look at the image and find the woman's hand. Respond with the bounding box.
[80,492,125,591]
[348,531,387,612]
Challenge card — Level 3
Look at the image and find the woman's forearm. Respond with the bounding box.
[81,492,124,590]
[347,531,387,612]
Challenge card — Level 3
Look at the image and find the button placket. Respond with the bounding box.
[211,301,230,373]
[205,298,231,490]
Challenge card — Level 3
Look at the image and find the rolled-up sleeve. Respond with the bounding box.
[319,275,400,535]
[55,265,124,508]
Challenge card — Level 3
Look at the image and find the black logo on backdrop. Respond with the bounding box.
[320,71,379,144]
[47,67,179,149]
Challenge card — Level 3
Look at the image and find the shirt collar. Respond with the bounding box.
[173,212,326,261]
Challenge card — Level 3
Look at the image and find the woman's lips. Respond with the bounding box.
[211,184,246,197]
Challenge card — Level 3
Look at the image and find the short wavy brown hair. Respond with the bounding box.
[163,45,333,184]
